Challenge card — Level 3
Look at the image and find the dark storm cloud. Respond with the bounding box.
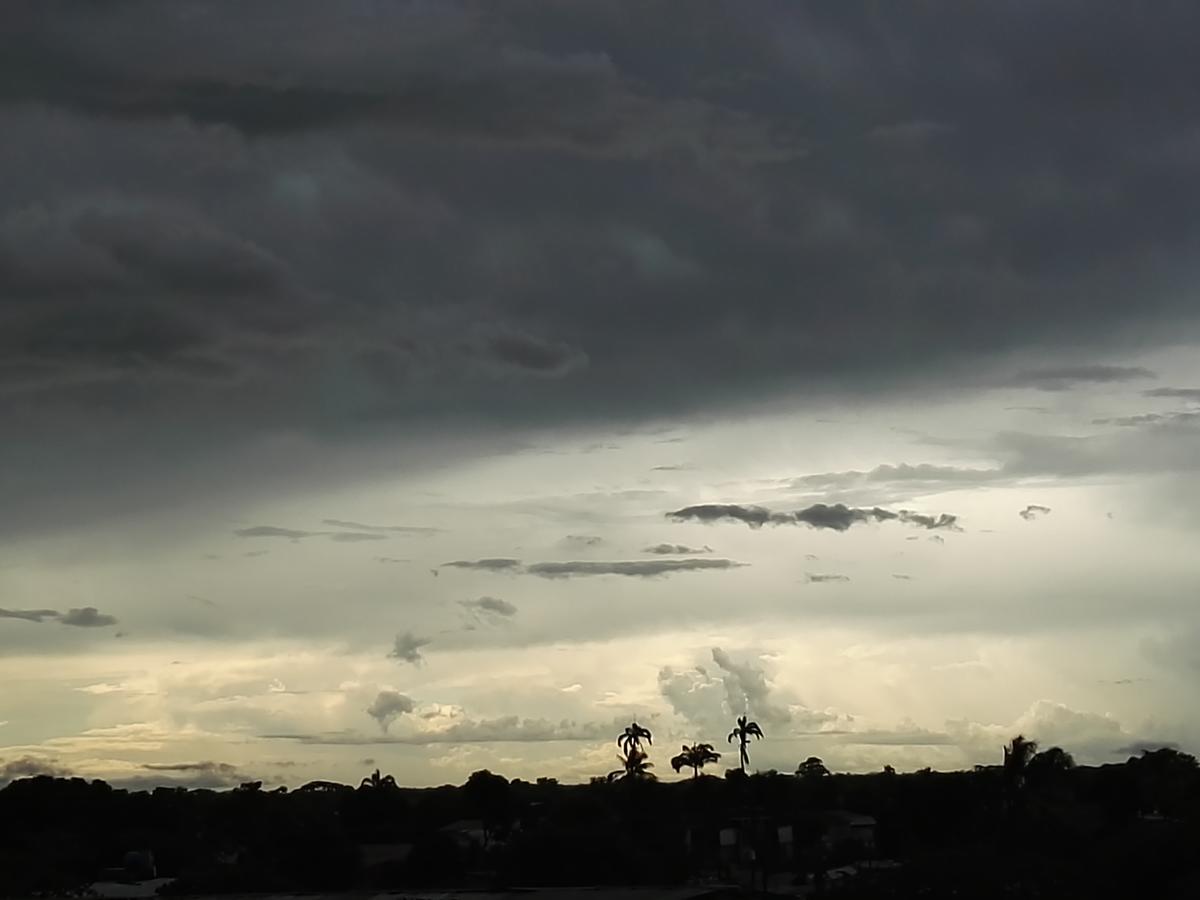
[668,503,959,532]
[644,543,712,555]
[8,1,1200,532]
[0,200,315,393]
[388,631,430,666]
[525,558,744,579]
[59,607,118,627]
[0,608,61,623]
[474,330,588,377]
[1010,365,1157,391]
[442,558,523,572]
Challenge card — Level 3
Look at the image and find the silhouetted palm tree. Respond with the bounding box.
[608,746,656,782]
[359,768,398,790]
[1003,734,1038,789]
[727,715,764,773]
[670,743,722,778]
[617,721,653,755]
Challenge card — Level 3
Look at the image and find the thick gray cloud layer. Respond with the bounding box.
[7,0,1200,532]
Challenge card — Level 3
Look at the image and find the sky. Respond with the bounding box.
[3,0,1200,790]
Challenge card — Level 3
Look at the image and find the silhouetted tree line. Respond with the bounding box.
[1,739,1199,897]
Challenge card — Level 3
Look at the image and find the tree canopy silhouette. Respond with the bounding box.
[796,756,831,779]
[670,743,721,778]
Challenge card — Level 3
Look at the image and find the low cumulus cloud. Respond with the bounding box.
[562,534,605,548]
[328,531,388,542]
[644,543,712,555]
[60,607,119,627]
[125,761,254,790]
[442,557,743,578]
[525,558,744,579]
[323,519,439,535]
[1,756,71,782]
[237,523,423,543]
[142,761,240,775]
[1115,740,1182,756]
[1143,387,1200,400]
[665,504,785,528]
[388,631,431,666]
[366,690,416,732]
[442,558,523,571]
[234,525,314,540]
[668,502,959,532]
[458,596,518,622]
[265,715,613,745]
[0,608,61,623]
[1010,365,1156,391]
[1019,504,1052,521]
[658,647,816,733]
[1,606,118,627]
